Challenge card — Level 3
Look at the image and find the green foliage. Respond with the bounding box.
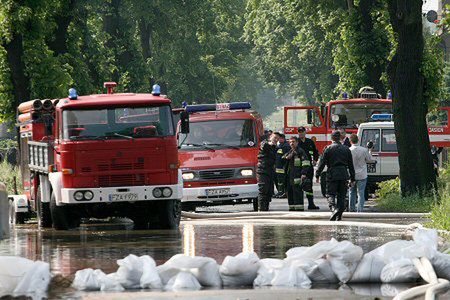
[0,159,22,195]
[429,165,450,231]
[0,138,17,150]
[422,35,446,108]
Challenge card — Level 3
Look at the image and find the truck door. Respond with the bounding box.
[380,129,399,176]
[284,106,327,150]
[360,128,381,177]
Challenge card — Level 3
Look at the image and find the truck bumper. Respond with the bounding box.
[182,184,259,203]
[60,183,183,204]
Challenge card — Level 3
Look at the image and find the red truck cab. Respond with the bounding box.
[177,103,264,210]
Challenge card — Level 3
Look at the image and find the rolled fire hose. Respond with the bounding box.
[393,257,449,300]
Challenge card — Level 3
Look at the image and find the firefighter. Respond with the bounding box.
[274,133,290,198]
[297,126,320,209]
[315,130,355,221]
[257,133,279,211]
[283,136,310,211]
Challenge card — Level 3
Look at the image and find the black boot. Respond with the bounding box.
[330,209,340,221]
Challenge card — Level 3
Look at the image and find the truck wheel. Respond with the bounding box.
[320,172,327,197]
[37,186,52,228]
[50,192,70,230]
[252,198,258,211]
[159,200,181,229]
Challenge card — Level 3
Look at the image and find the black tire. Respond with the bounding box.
[15,212,26,224]
[320,172,327,197]
[252,198,258,211]
[182,202,196,212]
[158,200,181,229]
[37,185,52,228]
[50,192,70,230]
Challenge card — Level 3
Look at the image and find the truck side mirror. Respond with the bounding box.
[180,111,189,134]
[307,109,313,125]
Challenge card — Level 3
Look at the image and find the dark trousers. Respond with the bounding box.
[276,172,286,194]
[286,180,304,211]
[304,173,315,207]
[272,170,277,195]
[258,172,273,211]
[327,180,348,216]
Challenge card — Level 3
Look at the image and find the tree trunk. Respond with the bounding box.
[387,0,436,195]
[3,33,30,107]
[138,18,155,87]
[47,0,75,56]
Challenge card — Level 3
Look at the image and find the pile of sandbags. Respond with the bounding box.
[68,227,450,292]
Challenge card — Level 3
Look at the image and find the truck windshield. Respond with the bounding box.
[62,105,174,140]
[330,103,392,129]
[179,119,256,149]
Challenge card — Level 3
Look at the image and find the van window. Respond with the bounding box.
[361,129,380,152]
[427,109,448,127]
[381,129,397,152]
[286,108,321,128]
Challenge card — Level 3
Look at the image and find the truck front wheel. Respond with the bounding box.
[158,200,181,229]
[37,186,52,228]
[50,192,70,230]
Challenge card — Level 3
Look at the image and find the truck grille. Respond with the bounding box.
[98,162,145,171]
[199,169,235,180]
[98,174,145,187]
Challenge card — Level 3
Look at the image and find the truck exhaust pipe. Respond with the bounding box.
[42,99,53,111]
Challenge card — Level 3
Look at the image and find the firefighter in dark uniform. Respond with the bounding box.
[283,136,311,211]
[257,133,279,211]
[274,133,290,198]
[297,127,320,209]
[316,131,355,221]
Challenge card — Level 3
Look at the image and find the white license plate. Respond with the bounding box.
[109,193,138,201]
[367,163,377,173]
[206,188,230,196]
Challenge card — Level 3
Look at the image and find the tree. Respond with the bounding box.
[386,0,436,195]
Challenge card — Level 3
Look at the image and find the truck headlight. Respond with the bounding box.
[153,188,163,198]
[240,169,254,177]
[162,188,172,197]
[182,172,195,180]
[74,191,84,201]
[84,191,94,200]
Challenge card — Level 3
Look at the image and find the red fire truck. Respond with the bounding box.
[177,102,264,211]
[283,88,450,151]
[13,83,187,230]
[284,87,450,195]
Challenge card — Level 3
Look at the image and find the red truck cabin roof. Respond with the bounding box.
[58,93,171,109]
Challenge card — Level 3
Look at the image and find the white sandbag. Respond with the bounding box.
[271,266,311,288]
[165,271,201,291]
[13,260,51,296]
[380,258,420,283]
[291,258,338,283]
[116,254,159,289]
[412,228,438,252]
[140,255,162,289]
[430,251,450,280]
[164,254,221,287]
[72,268,102,291]
[285,247,309,258]
[253,259,285,286]
[287,239,339,263]
[350,254,385,283]
[380,283,412,297]
[157,264,181,285]
[327,240,363,283]
[369,240,432,264]
[220,252,260,286]
[0,256,51,297]
[100,273,125,292]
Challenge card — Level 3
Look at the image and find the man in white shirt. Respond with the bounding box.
[349,134,376,212]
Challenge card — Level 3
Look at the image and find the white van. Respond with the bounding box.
[357,121,399,193]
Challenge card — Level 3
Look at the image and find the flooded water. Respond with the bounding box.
[0,221,423,299]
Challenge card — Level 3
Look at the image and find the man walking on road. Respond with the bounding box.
[274,133,290,198]
[316,131,355,220]
[283,136,310,211]
[297,126,320,209]
[257,133,279,211]
[349,134,376,212]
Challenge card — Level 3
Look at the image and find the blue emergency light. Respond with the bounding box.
[68,88,77,100]
[185,102,251,113]
[152,84,161,96]
[371,113,393,122]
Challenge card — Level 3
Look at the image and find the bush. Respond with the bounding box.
[376,178,435,213]
[428,164,450,231]
[0,159,23,195]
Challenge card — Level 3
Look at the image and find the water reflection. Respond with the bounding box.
[0,222,406,277]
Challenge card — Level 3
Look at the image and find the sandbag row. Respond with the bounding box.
[71,228,450,292]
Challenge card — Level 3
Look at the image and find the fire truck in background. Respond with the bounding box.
[284,87,450,194]
[12,83,187,230]
[177,102,263,211]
